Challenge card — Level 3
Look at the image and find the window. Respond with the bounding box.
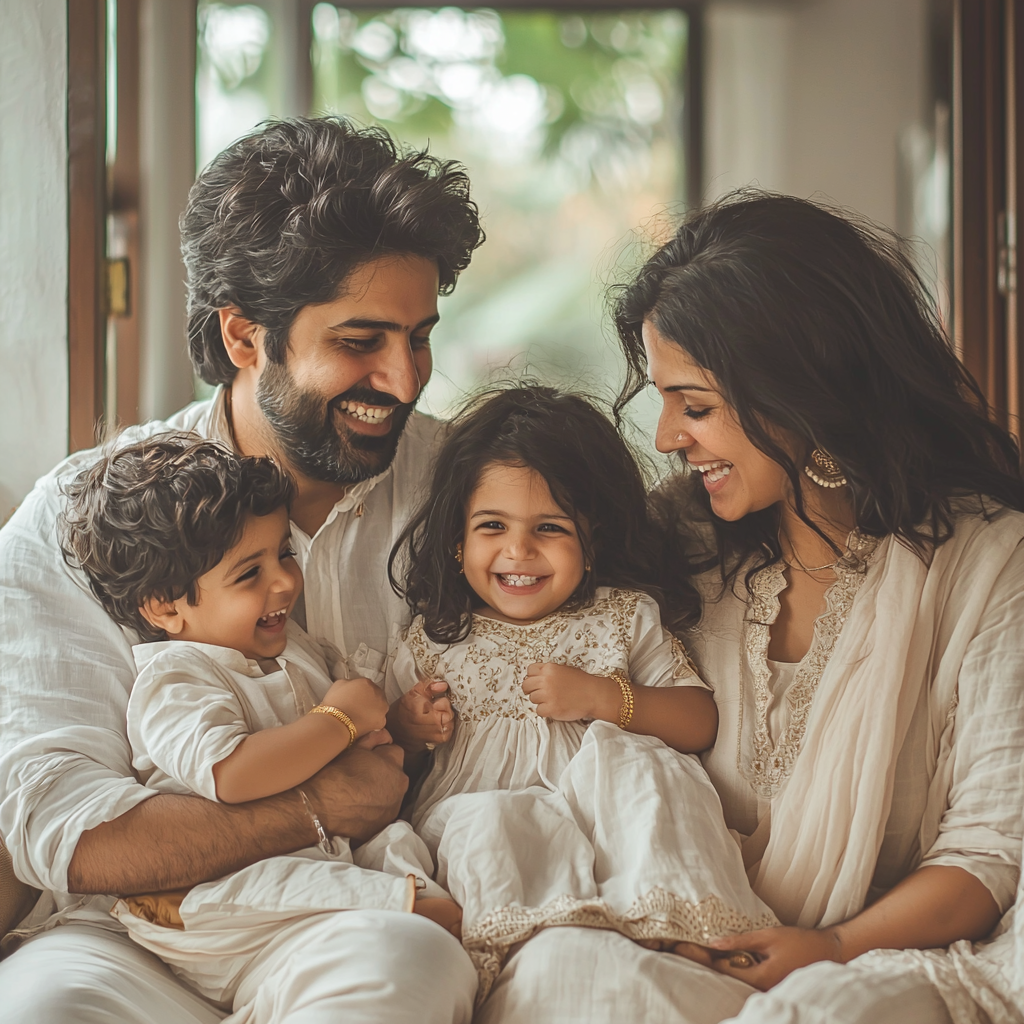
[196,2,694,455]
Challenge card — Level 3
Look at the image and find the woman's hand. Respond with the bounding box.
[699,926,843,991]
[386,679,454,754]
[522,663,619,722]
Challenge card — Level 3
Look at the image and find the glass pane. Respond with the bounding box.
[311,5,688,457]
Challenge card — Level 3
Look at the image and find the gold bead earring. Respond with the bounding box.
[455,543,464,574]
[803,448,848,489]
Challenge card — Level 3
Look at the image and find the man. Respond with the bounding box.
[0,118,483,1023]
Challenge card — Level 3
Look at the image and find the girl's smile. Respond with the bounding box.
[462,462,585,626]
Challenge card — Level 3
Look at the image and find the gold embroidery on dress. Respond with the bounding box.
[739,533,881,799]
[404,589,645,723]
[462,888,779,1004]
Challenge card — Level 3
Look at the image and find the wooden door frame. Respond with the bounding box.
[67,0,108,453]
[953,0,1024,439]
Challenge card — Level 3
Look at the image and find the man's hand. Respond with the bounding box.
[522,663,618,722]
[698,926,843,991]
[302,744,408,842]
[321,676,390,739]
[387,679,454,753]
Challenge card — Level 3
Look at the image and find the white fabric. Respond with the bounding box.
[116,625,446,1008]
[129,624,346,800]
[0,388,440,912]
[440,723,777,999]
[388,587,775,998]
[0,912,476,1024]
[477,926,953,1024]
[697,512,1024,925]
[760,515,1024,928]
[386,587,710,829]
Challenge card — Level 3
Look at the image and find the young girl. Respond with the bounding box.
[386,386,778,998]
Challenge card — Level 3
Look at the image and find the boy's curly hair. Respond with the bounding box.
[59,434,294,641]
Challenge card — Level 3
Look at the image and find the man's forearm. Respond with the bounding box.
[67,788,314,894]
[67,747,408,895]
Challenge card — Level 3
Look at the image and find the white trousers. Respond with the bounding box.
[478,927,954,1024]
[1,911,477,1024]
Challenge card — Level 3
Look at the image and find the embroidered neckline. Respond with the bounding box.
[739,531,881,799]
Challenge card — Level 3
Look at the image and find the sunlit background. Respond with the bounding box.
[196,1,691,463]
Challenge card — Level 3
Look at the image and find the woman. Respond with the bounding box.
[478,194,1024,1024]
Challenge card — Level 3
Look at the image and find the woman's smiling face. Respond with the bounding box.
[643,320,792,521]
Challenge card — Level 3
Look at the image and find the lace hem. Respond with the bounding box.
[462,887,779,1005]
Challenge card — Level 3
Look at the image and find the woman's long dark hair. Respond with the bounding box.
[389,385,700,642]
[613,191,1024,589]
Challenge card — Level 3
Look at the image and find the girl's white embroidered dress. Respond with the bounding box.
[110,621,445,1014]
[386,586,778,996]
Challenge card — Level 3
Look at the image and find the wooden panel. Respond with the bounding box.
[112,0,142,427]
[67,0,107,452]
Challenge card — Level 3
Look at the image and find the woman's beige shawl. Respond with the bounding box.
[695,507,1024,1023]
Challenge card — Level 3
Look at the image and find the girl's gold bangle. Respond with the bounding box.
[609,671,634,729]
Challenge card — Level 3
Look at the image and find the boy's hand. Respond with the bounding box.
[386,679,454,753]
[321,677,389,740]
[523,663,619,722]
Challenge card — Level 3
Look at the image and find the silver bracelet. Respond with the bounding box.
[297,788,332,855]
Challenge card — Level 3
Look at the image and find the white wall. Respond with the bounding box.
[704,0,929,229]
[0,0,69,516]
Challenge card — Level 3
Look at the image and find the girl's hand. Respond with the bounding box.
[321,677,390,739]
[386,679,454,753]
[522,664,619,722]
[698,926,843,991]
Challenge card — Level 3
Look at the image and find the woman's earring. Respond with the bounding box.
[455,543,464,574]
[584,561,592,573]
[803,448,848,489]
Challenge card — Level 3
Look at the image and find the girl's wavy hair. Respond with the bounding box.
[613,191,1024,590]
[182,116,485,385]
[389,385,700,643]
[59,434,294,641]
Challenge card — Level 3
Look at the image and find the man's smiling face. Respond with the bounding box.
[254,254,440,485]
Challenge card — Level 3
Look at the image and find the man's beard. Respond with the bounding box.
[255,360,416,485]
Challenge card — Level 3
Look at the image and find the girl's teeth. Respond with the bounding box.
[258,610,286,626]
[338,401,396,424]
[500,574,540,587]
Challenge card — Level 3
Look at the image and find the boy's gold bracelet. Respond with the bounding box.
[311,703,358,747]
[609,671,634,729]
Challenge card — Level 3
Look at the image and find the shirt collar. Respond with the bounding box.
[132,639,274,677]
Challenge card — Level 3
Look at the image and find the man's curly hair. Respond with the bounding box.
[59,434,294,641]
[181,116,485,385]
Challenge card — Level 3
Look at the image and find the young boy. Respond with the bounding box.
[60,433,459,1011]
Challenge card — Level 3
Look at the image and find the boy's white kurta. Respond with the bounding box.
[475,510,1024,1024]
[0,389,476,1024]
[387,587,778,999]
[113,625,446,1011]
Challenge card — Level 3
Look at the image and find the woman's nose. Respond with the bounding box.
[656,413,691,455]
